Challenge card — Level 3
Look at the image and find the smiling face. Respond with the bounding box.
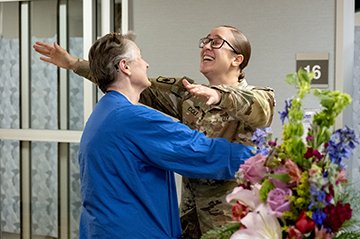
[199,26,240,85]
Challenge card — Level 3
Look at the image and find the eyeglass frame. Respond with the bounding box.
[199,37,240,54]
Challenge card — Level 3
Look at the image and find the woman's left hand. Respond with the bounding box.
[182,79,221,105]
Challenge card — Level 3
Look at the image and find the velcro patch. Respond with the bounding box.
[156,76,176,85]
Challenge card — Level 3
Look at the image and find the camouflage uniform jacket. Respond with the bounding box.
[140,76,275,146]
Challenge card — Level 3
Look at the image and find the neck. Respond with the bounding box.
[206,72,240,86]
[107,86,141,104]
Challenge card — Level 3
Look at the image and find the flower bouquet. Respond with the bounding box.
[201,69,360,239]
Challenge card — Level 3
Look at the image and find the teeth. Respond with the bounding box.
[203,55,214,61]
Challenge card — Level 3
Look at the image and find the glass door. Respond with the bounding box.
[0,0,128,238]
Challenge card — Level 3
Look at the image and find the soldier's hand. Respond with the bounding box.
[182,79,221,105]
[33,42,78,70]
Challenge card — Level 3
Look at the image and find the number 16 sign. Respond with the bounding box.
[296,52,329,88]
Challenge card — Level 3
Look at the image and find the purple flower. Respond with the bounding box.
[240,154,268,184]
[312,209,327,226]
[327,126,359,168]
[251,127,272,155]
[266,188,292,217]
[278,98,292,125]
[309,184,328,209]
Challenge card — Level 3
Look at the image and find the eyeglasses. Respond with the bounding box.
[199,37,239,54]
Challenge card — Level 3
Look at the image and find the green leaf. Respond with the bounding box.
[259,179,274,201]
[270,173,291,183]
[200,222,241,239]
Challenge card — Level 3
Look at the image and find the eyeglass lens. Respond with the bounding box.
[199,37,239,54]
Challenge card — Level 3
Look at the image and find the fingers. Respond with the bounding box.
[33,41,55,56]
[182,79,192,89]
[39,56,54,64]
[54,42,66,53]
[182,80,221,105]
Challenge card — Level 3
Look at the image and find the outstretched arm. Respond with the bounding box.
[182,79,221,105]
[33,42,78,70]
[33,41,92,79]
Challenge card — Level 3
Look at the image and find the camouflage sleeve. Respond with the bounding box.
[73,59,94,82]
[211,84,276,128]
[140,76,194,120]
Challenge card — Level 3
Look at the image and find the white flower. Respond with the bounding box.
[226,184,261,210]
[230,204,282,239]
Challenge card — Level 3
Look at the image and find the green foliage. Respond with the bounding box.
[270,173,291,183]
[285,69,313,99]
[313,89,352,129]
[334,232,360,239]
[282,68,352,170]
[200,222,240,239]
[259,179,274,201]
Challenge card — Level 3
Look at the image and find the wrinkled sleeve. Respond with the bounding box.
[211,84,276,128]
[73,59,93,80]
[139,76,194,120]
[124,106,254,180]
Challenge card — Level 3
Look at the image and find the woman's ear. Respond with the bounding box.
[232,54,244,67]
[119,59,130,74]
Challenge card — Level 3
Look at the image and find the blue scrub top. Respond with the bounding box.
[79,91,253,239]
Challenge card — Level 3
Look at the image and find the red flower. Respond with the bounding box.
[304,148,314,159]
[306,135,314,142]
[295,211,315,234]
[304,148,322,160]
[325,185,334,203]
[286,226,303,239]
[323,202,352,232]
[231,201,248,221]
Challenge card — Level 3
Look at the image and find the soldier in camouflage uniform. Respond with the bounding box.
[33,25,275,238]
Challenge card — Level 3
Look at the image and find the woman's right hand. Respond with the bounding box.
[33,42,78,70]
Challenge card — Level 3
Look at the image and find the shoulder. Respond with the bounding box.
[124,104,176,124]
[150,76,195,85]
[241,79,274,92]
[146,76,195,98]
[211,79,274,93]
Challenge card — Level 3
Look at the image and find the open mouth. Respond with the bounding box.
[203,55,214,62]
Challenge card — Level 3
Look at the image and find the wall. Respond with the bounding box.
[353,11,360,187]
[132,0,336,137]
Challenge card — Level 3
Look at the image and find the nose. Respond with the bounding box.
[202,41,212,50]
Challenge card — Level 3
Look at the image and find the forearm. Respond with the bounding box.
[72,58,93,82]
[140,76,193,119]
[212,85,276,128]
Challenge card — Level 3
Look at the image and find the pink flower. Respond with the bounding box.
[240,154,267,184]
[284,159,302,185]
[266,188,292,217]
[315,226,333,239]
[336,169,347,184]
